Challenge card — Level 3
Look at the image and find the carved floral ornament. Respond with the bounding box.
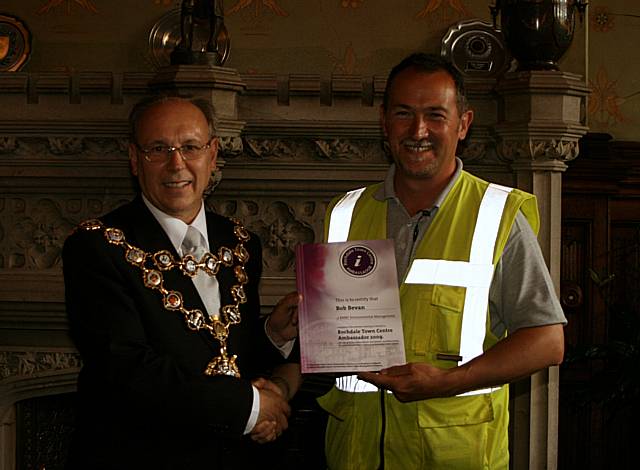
[496,138,580,162]
[48,137,84,155]
[314,139,364,160]
[218,136,243,157]
[0,350,81,381]
[238,137,386,161]
[7,199,75,270]
[252,201,315,272]
[458,141,487,162]
[0,136,129,157]
[0,135,390,162]
[244,138,296,159]
[0,136,17,153]
[210,199,316,274]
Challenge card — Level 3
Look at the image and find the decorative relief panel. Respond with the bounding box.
[244,138,298,160]
[0,137,17,154]
[253,202,316,272]
[497,138,580,163]
[1,199,74,270]
[0,196,132,271]
[314,138,380,161]
[0,351,81,381]
[48,137,85,156]
[219,136,244,158]
[459,141,488,163]
[0,136,129,160]
[208,198,322,276]
[226,137,387,162]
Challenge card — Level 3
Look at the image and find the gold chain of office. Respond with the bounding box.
[75,218,251,379]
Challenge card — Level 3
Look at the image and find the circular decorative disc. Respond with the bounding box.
[0,14,31,72]
[441,19,511,78]
[148,8,230,69]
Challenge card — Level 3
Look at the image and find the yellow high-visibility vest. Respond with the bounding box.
[318,170,539,470]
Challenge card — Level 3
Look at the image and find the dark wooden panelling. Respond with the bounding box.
[559,133,640,470]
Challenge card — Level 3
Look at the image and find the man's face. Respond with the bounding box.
[381,67,473,185]
[129,99,217,224]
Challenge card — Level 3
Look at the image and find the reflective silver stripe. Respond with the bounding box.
[327,187,367,243]
[335,373,496,396]
[328,188,377,394]
[454,184,511,395]
[459,184,511,365]
[405,260,493,287]
[469,183,513,265]
[403,184,511,395]
[457,386,499,396]
[335,375,393,394]
[335,375,379,393]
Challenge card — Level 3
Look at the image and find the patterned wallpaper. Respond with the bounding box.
[586,1,640,139]
[1,0,638,140]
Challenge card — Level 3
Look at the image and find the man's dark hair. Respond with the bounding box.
[128,93,217,143]
[382,53,468,114]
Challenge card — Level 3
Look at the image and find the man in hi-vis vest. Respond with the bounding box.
[317,53,566,469]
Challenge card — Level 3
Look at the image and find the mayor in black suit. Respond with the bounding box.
[63,94,300,469]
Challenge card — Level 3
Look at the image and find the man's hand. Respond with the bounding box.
[357,324,566,402]
[358,363,455,402]
[251,377,291,443]
[266,291,300,347]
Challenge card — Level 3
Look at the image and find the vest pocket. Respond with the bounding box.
[417,393,494,428]
[417,396,493,469]
[317,387,355,421]
[429,285,465,357]
[410,285,465,357]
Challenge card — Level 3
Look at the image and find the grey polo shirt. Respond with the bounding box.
[375,159,566,339]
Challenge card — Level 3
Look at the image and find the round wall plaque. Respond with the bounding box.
[148,8,230,69]
[0,14,31,72]
[441,19,510,78]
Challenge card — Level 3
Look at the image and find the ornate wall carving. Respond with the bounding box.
[0,351,81,382]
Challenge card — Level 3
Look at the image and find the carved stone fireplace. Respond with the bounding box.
[0,64,587,469]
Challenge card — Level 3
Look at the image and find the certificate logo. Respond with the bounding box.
[341,245,376,277]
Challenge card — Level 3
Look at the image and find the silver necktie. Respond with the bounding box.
[181,225,221,319]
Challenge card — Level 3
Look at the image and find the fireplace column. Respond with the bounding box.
[494,70,589,470]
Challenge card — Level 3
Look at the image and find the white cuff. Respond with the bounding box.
[264,318,296,358]
[243,384,260,434]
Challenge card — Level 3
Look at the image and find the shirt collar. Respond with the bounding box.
[141,194,209,254]
[375,157,464,211]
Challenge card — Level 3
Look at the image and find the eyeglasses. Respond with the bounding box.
[135,140,213,163]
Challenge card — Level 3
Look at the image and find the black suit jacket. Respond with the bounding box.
[63,197,286,469]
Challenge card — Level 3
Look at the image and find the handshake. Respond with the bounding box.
[249,292,301,443]
[250,292,301,443]
[250,374,293,443]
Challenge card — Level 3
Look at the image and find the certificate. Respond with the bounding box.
[295,239,406,374]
